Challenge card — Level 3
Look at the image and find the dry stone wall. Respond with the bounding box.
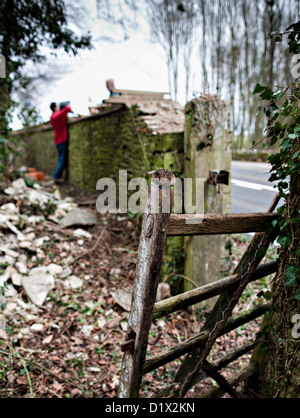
[14,102,185,194]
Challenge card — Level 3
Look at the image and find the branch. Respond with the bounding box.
[73,226,107,262]
[201,359,242,398]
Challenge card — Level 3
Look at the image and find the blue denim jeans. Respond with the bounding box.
[53,141,68,179]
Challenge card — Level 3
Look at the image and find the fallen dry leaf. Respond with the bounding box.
[42,334,54,345]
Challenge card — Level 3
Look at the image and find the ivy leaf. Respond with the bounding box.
[295,289,300,301]
[279,220,288,231]
[257,290,272,301]
[277,235,291,249]
[269,102,278,112]
[288,39,300,54]
[286,21,300,32]
[253,84,267,94]
[285,264,297,286]
[261,87,274,101]
[271,112,280,122]
[292,151,299,160]
[270,136,279,146]
[273,90,284,101]
[281,138,293,150]
[269,173,278,182]
[268,153,281,168]
[278,182,289,190]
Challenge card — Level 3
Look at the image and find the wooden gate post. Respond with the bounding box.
[119,169,175,398]
[184,95,232,307]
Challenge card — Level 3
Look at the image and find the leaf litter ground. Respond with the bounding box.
[0,176,278,398]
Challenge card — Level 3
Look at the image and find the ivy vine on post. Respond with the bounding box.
[250,20,300,398]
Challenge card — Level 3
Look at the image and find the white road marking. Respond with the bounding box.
[232,179,278,193]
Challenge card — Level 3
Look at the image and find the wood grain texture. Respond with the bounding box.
[118,169,175,398]
[143,303,270,376]
[153,261,277,319]
[167,212,279,236]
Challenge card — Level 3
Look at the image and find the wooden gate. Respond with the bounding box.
[119,169,279,398]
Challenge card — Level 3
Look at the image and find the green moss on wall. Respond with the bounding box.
[156,132,184,153]
[67,106,185,194]
[20,128,57,174]
[68,107,151,193]
[15,105,184,195]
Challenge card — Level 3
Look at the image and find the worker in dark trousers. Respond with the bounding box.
[49,102,72,184]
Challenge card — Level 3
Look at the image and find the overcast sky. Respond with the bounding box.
[12,1,176,130]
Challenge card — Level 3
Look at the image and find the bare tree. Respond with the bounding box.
[145,0,193,101]
[178,2,198,102]
[199,0,208,93]
[75,0,299,144]
[95,0,139,40]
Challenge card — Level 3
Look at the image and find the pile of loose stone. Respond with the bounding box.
[0,177,97,340]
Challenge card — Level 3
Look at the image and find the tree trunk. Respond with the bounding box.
[200,0,208,92]
[0,0,14,137]
[250,155,300,397]
[0,78,11,136]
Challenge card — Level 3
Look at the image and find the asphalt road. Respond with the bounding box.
[231,161,279,213]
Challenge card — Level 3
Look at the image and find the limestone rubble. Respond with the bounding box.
[0,177,94,339]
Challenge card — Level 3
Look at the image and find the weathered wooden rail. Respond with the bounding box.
[167,212,278,236]
[119,169,279,398]
[152,260,278,320]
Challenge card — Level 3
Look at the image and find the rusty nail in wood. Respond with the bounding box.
[121,327,136,355]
